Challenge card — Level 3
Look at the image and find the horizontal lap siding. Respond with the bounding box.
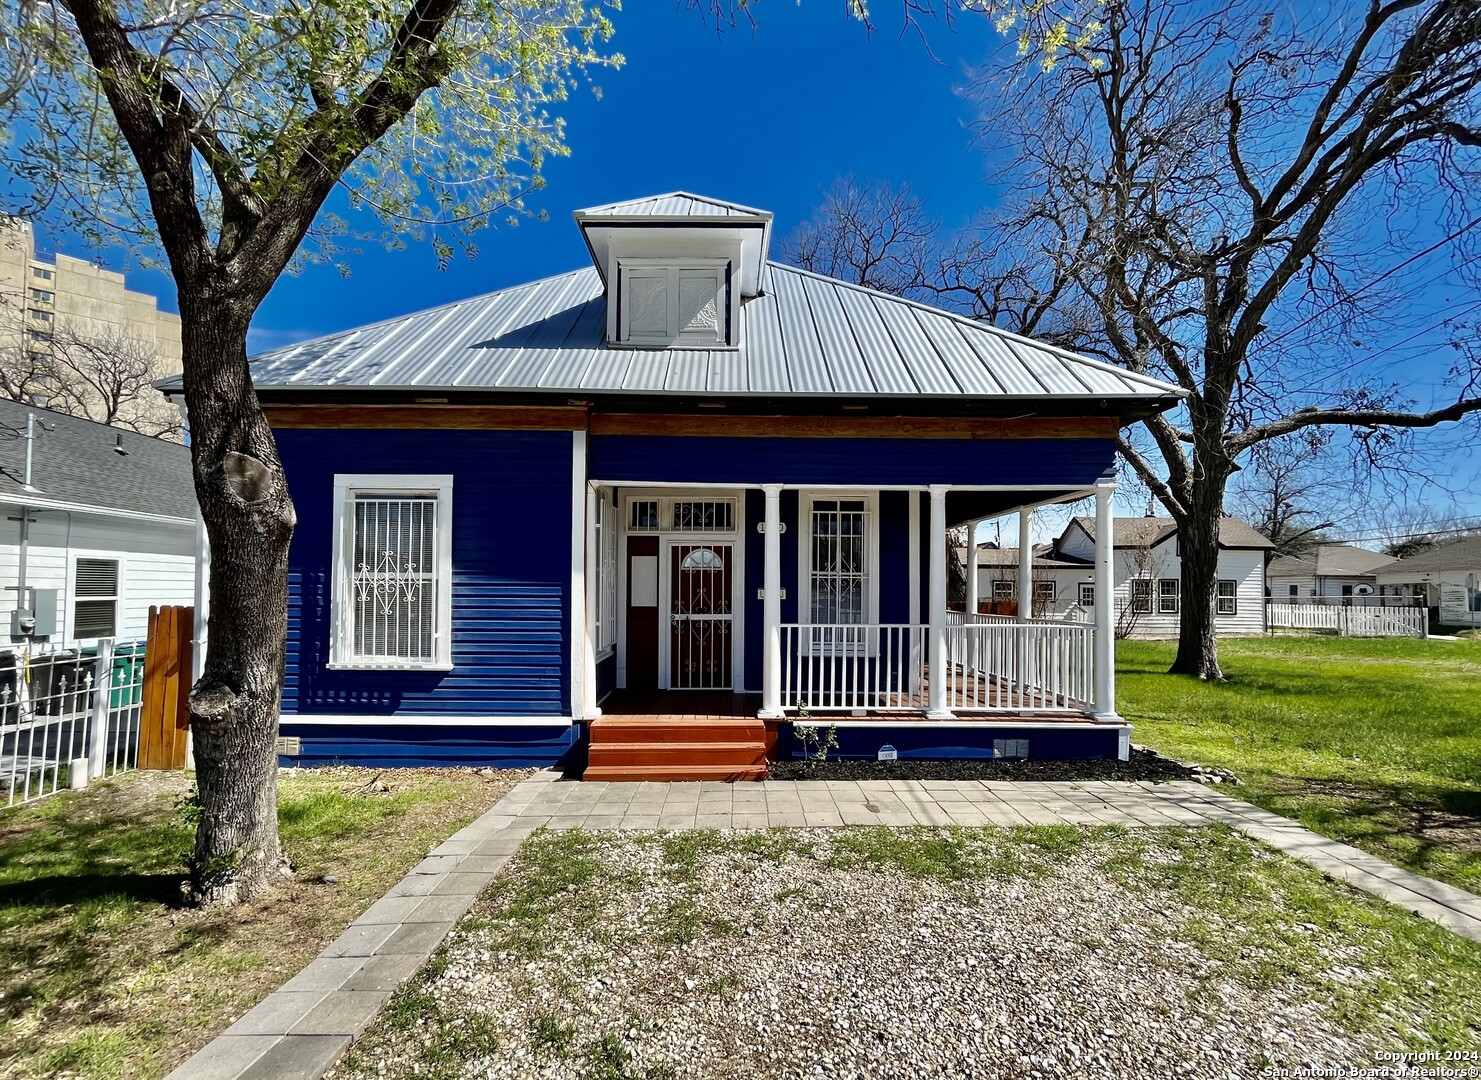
[591,436,1116,487]
[277,721,581,768]
[278,429,573,718]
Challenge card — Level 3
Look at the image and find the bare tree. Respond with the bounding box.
[0,322,183,439]
[1231,436,1340,557]
[783,177,936,296]
[797,2,1481,679]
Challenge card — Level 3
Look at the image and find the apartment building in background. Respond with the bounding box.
[0,218,182,438]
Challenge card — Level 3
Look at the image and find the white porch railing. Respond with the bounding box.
[780,618,1095,714]
[781,624,926,712]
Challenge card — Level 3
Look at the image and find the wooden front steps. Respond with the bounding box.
[584,717,767,782]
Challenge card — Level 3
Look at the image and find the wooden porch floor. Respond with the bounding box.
[595,684,1099,724]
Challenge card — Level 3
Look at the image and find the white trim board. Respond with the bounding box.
[0,494,195,528]
[277,715,577,728]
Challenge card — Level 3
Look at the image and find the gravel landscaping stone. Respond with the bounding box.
[326,826,1435,1080]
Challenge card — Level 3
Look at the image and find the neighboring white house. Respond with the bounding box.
[1371,536,1481,628]
[0,399,196,650]
[967,515,1272,638]
[1266,543,1392,601]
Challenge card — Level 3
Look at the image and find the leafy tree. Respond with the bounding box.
[1,0,617,904]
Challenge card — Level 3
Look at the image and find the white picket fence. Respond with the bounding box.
[2,640,146,808]
[1266,603,1426,638]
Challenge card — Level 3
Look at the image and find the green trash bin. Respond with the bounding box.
[110,643,146,709]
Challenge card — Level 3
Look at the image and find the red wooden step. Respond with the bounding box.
[583,763,768,782]
[588,741,767,768]
[588,719,764,745]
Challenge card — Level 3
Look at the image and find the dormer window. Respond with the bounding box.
[615,259,734,349]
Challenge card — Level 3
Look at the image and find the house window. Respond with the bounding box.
[28,329,52,342]
[31,309,52,323]
[1034,580,1056,603]
[1287,584,1299,598]
[628,500,660,531]
[1158,578,1179,614]
[331,475,453,668]
[1217,579,1238,616]
[73,558,119,639]
[671,499,734,532]
[1131,579,1154,613]
[804,496,874,646]
[992,579,1015,602]
[616,262,730,348]
[595,491,617,655]
[1079,582,1095,608]
[31,266,53,281]
[29,288,53,304]
[1469,573,1480,613]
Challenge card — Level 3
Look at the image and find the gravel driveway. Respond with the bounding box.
[329,825,1459,1080]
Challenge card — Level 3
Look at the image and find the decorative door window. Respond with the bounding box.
[669,544,733,689]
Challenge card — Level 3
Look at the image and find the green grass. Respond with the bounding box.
[0,767,520,1080]
[1117,636,1481,892]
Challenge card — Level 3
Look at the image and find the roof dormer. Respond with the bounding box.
[574,192,773,350]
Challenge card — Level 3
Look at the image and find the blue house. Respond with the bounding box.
[162,193,1184,778]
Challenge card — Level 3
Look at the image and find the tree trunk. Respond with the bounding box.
[1170,471,1229,679]
[179,290,297,906]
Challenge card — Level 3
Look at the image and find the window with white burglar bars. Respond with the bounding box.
[332,475,453,668]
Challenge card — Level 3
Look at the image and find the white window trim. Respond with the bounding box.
[595,490,618,661]
[1158,578,1180,614]
[1078,581,1095,608]
[329,473,454,671]
[1034,580,1057,601]
[1217,579,1239,616]
[1130,578,1154,614]
[991,579,1015,601]
[65,550,126,644]
[797,490,880,656]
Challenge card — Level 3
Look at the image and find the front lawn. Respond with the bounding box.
[0,766,526,1080]
[331,826,1481,1080]
[1118,636,1481,893]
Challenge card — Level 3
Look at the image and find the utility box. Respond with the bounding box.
[31,590,56,638]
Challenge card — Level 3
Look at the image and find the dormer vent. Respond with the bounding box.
[574,192,773,351]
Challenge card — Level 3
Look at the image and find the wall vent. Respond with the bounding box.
[275,735,301,757]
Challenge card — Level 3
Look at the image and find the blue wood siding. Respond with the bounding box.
[591,435,1116,487]
[777,723,1122,761]
[277,428,573,718]
[277,721,581,768]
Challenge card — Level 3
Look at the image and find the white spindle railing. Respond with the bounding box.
[781,619,1095,714]
[781,624,926,712]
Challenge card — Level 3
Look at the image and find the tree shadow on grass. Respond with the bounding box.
[0,870,185,909]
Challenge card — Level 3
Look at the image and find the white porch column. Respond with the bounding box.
[965,519,981,617]
[1017,507,1033,623]
[927,485,953,719]
[582,484,602,720]
[759,484,784,719]
[1092,481,1120,721]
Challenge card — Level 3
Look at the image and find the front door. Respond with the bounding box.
[668,543,734,690]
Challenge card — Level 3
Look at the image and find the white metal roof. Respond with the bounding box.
[574,192,771,219]
[190,262,1185,402]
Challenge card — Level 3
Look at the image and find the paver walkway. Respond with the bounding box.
[166,771,1481,1080]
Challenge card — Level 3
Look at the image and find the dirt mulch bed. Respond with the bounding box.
[768,746,1208,782]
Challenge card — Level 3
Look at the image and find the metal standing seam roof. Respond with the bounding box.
[163,263,1186,401]
[574,192,771,218]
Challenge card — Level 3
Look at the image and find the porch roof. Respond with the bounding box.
[156,263,1184,419]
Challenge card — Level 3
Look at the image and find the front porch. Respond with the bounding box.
[579,483,1123,712]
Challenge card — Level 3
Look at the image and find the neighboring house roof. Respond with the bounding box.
[156,263,1184,407]
[1267,543,1390,579]
[1069,515,1274,550]
[1370,536,1481,577]
[0,399,195,523]
[969,544,1089,570]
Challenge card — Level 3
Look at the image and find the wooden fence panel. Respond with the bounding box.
[139,605,193,770]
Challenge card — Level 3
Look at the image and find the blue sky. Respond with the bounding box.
[24,3,1480,534]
